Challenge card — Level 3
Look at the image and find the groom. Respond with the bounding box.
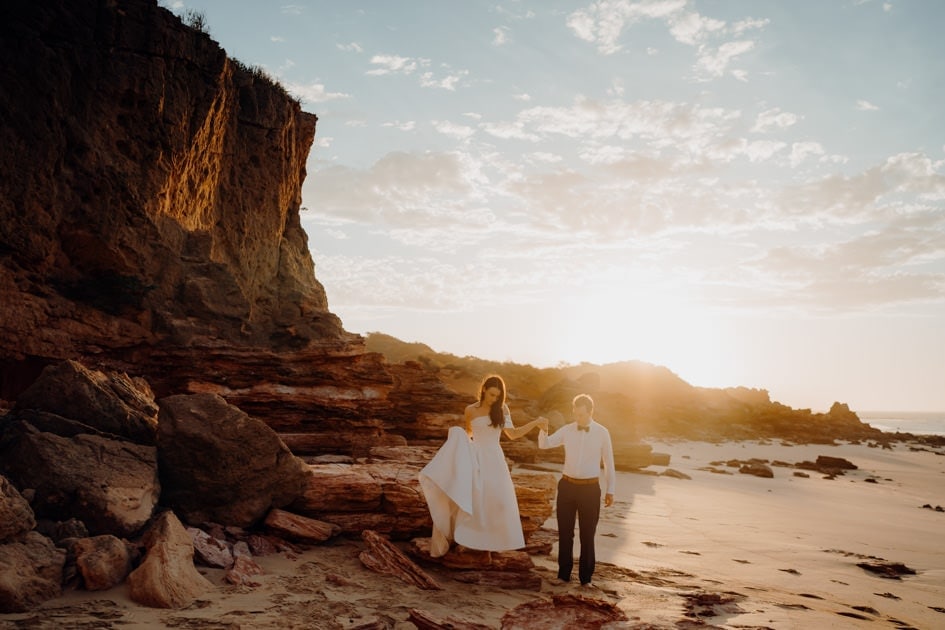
[537,393,615,586]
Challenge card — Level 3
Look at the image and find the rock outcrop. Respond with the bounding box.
[0,0,466,454]
[0,0,339,360]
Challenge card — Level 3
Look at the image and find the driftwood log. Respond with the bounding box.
[359,529,441,590]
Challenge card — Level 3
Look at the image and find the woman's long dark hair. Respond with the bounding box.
[479,374,507,428]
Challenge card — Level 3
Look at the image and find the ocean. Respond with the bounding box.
[857,411,945,436]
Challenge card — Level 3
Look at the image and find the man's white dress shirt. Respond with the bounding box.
[538,420,616,495]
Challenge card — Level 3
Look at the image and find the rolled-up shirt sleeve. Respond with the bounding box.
[601,428,616,495]
[538,428,563,449]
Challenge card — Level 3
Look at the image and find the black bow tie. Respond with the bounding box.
[577,425,590,432]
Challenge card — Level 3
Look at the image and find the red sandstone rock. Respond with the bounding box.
[263,508,341,543]
[127,511,214,609]
[224,542,264,587]
[0,475,35,541]
[0,532,65,613]
[408,608,494,630]
[156,393,311,527]
[187,527,234,569]
[0,425,159,538]
[73,535,134,591]
[500,593,629,629]
[359,529,441,590]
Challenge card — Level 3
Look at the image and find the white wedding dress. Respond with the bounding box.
[419,414,525,556]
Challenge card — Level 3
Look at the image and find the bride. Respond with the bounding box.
[419,374,544,557]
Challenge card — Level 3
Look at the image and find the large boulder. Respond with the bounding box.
[72,535,136,591]
[0,531,66,613]
[0,422,159,537]
[12,360,158,445]
[0,475,34,542]
[157,393,311,527]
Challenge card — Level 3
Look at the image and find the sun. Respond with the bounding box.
[545,286,735,388]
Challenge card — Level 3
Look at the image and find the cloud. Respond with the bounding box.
[381,120,416,131]
[419,70,468,91]
[366,54,424,75]
[751,108,799,133]
[512,97,741,156]
[306,253,472,312]
[337,42,364,53]
[480,121,540,141]
[748,223,945,310]
[730,17,770,36]
[743,140,787,162]
[433,120,475,140]
[285,82,351,104]
[281,5,304,15]
[366,54,466,90]
[695,39,755,78]
[306,151,489,236]
[493,26,510,46]
[567,0,687,55]
[669,11,725,46]
[790,142,825,167]
[856,99,880,111]
[524,152,564,164]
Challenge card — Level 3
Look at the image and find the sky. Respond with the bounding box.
[165,0,945,413]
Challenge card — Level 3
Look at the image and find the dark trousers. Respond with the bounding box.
[555,478,601,584]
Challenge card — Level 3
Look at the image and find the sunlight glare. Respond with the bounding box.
[547,286,735,389]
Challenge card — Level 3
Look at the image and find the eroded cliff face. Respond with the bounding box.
[0,0,455,437]
[1,0,343,361]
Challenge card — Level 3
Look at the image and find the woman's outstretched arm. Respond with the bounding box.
[503,417,544,440]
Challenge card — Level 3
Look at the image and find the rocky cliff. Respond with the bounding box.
[0,0,461,439]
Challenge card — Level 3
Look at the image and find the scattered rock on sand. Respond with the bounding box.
[501,593,628,629]
[855,561,916,579]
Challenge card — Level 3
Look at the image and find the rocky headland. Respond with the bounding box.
[0,0,932,624]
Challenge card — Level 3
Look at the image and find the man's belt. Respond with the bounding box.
[562,475,599,485]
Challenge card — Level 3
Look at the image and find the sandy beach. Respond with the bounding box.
[2,439,943,629]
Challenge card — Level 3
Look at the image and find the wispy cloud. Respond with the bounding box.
[420,70,468,91]
[367,54,424,76]
[695,39,755,78]
[433,120,475,140]
[669,11,725,46]
[567,0,687,55]
[285,81,351,104]
[752,108,799,133]
[381,120,416,131]
[366,54,467,90]
[337,42,364,53]
[857,99,880,111]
